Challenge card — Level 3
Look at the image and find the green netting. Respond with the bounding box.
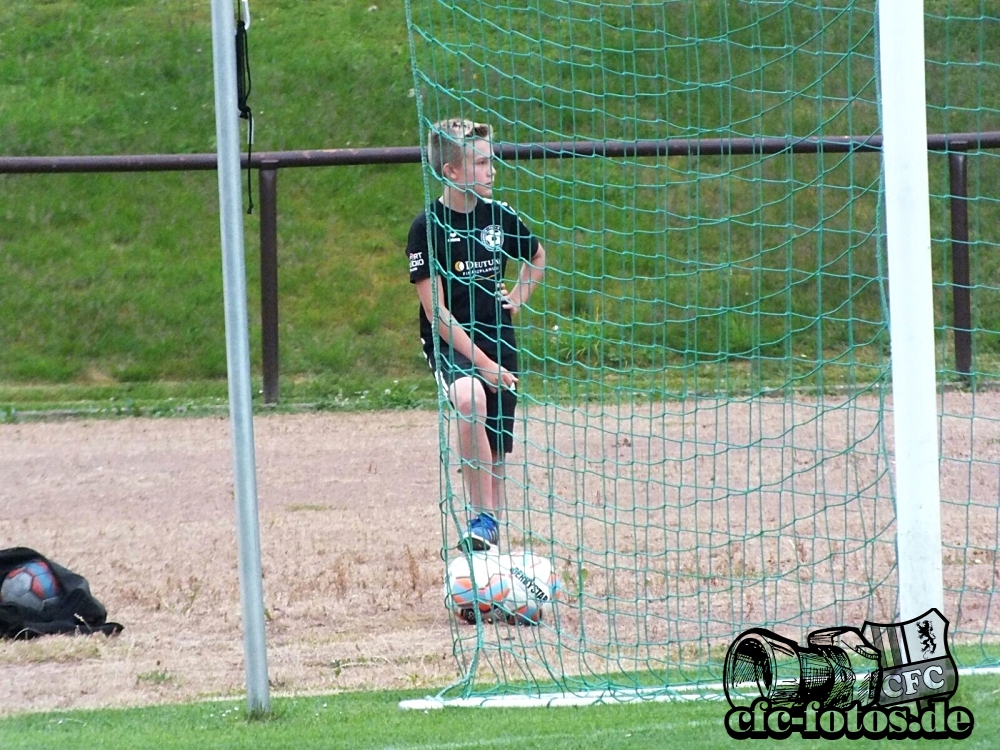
[925,4,1000,662]
[405,0,1000,700]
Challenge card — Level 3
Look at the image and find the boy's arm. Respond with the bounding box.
[415,277,518,391]
[503,243,546,316]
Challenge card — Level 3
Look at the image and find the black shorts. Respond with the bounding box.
[424,345,518,455]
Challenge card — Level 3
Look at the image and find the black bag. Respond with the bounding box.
[0,547,123,640]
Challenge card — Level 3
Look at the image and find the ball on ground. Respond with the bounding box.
[1,560,61,611]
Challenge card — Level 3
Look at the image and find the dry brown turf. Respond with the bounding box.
[0,398,997,716]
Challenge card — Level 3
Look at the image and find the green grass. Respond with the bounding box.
[4,647,1000,748]
[0,360,891,420]
[2,347,997,418]
[1,677,999,750]
[0,373,440,420]
[0,0,427,387]
[2,1,1000,395]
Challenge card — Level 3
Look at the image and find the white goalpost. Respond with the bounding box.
[876,0,943,621]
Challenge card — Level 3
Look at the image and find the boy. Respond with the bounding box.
[406,118,546,552]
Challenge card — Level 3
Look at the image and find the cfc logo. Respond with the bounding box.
[862,609,957,706]
[480,224,504,250]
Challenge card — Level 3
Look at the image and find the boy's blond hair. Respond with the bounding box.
[427,118,493,179]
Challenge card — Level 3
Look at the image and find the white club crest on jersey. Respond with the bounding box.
[480,224,504,250]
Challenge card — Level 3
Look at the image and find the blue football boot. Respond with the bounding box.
[458,512,499,552]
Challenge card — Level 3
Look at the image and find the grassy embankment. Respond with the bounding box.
[1,1,998,416]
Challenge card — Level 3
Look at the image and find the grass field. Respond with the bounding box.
[2,677,1000,750]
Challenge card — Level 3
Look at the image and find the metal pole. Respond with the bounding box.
[877,0,944,620]
[6,130,1000,175]
[259,162,280,404]
[949,149,972,380]
[209,0,270,714]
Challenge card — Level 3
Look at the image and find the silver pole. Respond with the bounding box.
[209,0,271,713]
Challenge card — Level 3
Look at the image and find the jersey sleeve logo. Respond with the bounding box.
[408,252,425,272]
[480,224,504,250]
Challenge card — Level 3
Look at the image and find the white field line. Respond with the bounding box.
[399,666,1000,711]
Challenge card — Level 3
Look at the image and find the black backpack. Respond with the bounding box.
[0,547,123,640]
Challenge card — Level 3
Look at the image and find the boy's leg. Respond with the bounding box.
[489,377,517,522]
[431,349,499,550]
[490,451,506,520]
[448,376,497,518]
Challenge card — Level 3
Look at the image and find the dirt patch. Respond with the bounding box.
[0,412,452,715]
[0,395,997,715]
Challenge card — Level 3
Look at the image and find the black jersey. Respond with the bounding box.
[407,197,539,363]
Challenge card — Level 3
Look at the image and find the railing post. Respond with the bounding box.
[948,144,972,380]
[259,160,280,404]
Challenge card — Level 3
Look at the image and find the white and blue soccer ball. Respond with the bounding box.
[498,550,558,625]
[444,550,558,626]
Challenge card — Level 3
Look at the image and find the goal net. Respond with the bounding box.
[404,0,1000,705]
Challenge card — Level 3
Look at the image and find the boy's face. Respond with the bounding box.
[444,138,495,199]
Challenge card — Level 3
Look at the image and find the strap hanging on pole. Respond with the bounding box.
[236,0,254,213]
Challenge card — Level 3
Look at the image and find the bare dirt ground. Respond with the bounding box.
[0,394,998,716]
[0,411,453,716]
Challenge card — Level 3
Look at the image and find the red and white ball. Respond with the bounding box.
[444,551,558,626]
